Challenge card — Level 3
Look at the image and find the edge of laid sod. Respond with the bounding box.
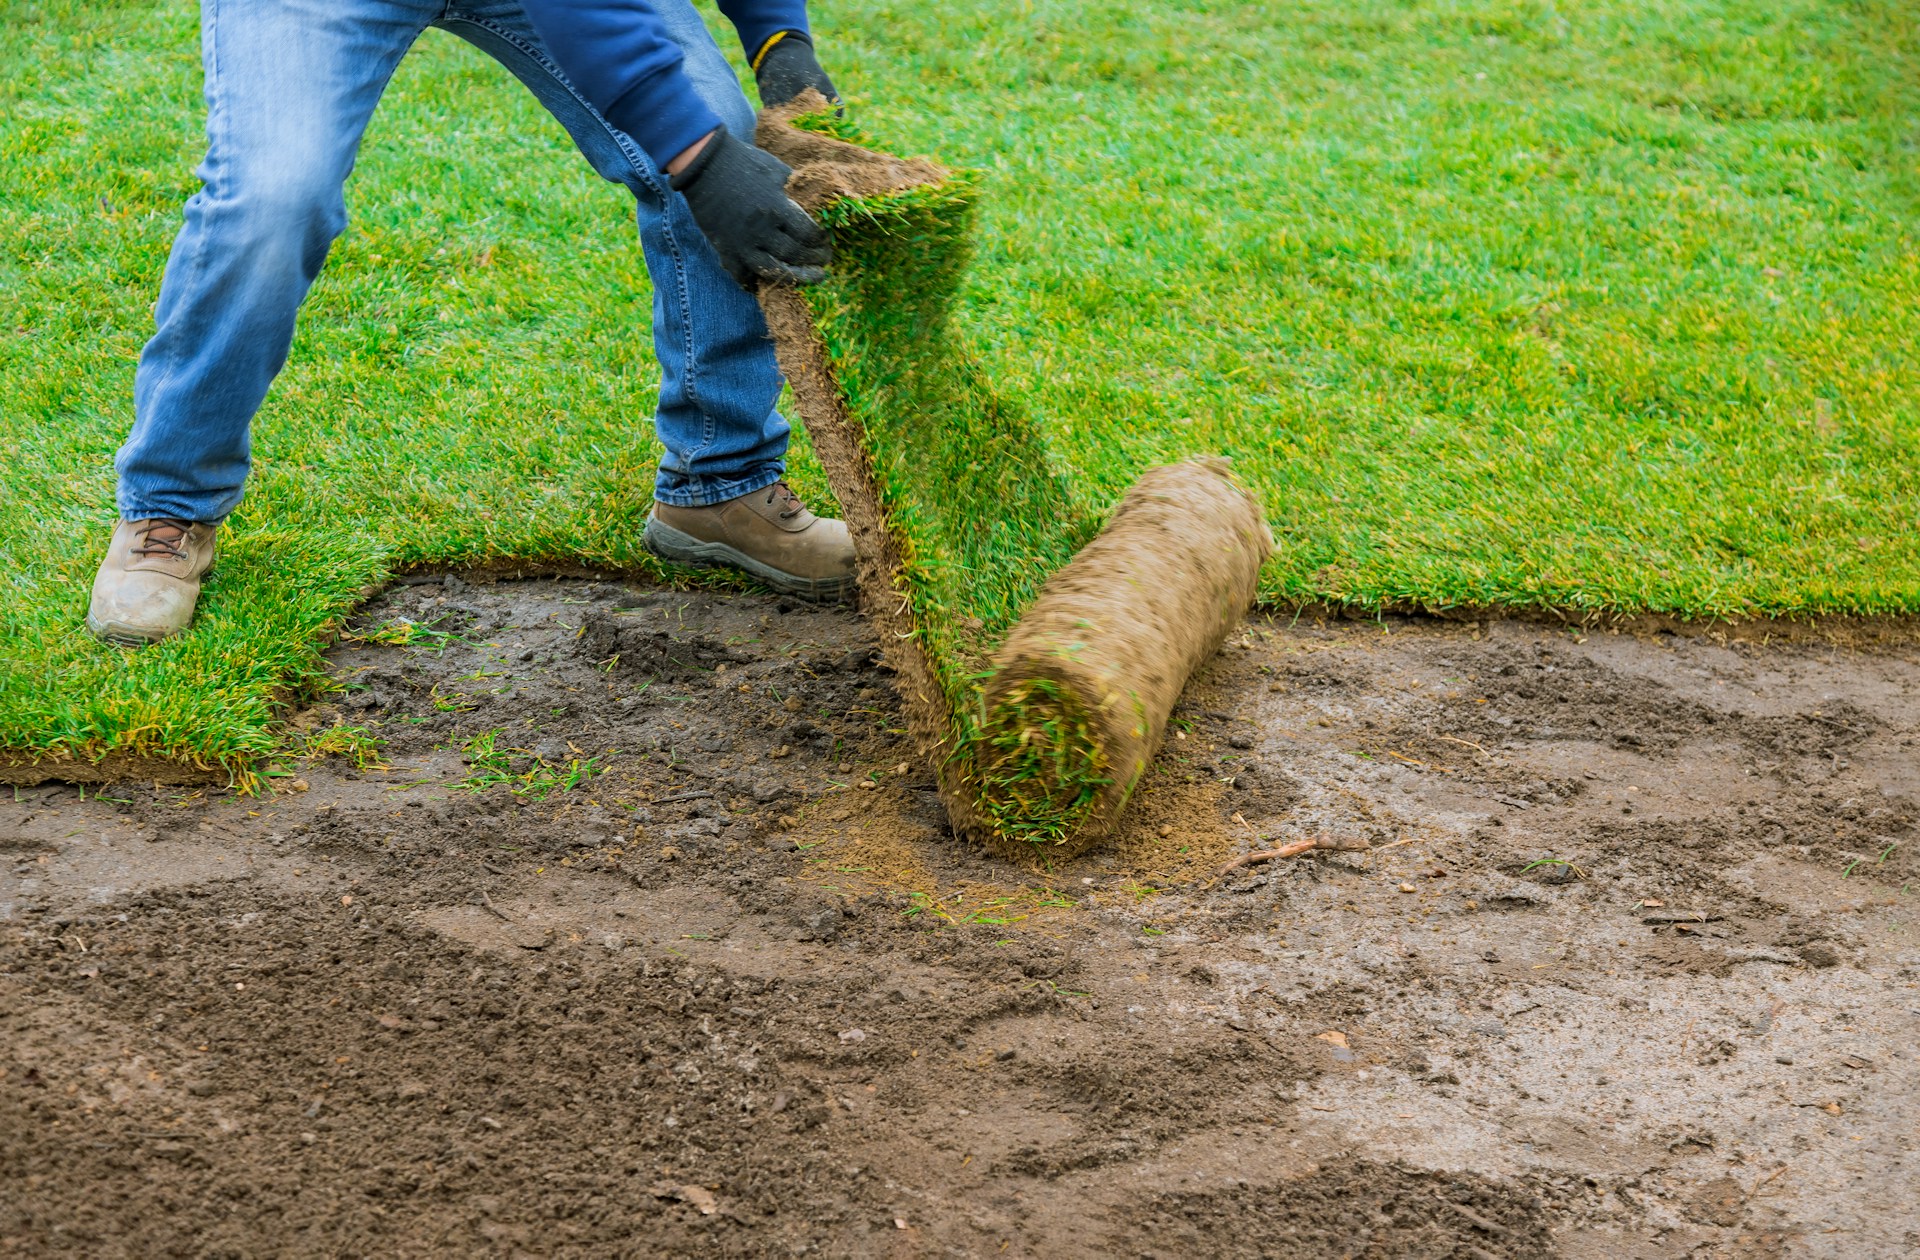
[7,0,1920,790]
[6,566,1920,793]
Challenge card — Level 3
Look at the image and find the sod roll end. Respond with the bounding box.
[971,459,1272,857]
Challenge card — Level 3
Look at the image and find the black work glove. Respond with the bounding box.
[670,125,830,288]
[754,31,839,108]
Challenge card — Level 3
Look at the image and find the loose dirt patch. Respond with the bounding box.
[4,577,1916,1257]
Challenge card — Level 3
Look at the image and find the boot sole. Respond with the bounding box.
[85,614,174,648]
[643,518,855,605]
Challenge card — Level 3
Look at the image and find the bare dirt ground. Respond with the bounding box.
[4,576,1917,1258]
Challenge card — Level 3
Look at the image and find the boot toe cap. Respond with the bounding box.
[814,519,856,577]
[88,573,200,645]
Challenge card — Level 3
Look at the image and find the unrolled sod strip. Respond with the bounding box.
[755,96,1271,860]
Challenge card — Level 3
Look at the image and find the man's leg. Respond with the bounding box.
[439,0,855,601]
[95,0,435,643]
[120,0,434,523]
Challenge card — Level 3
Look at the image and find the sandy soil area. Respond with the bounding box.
[4,576,1915,1257]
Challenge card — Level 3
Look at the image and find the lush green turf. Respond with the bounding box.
[2,0,1916,777]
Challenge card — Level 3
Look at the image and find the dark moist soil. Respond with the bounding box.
[4,576,1917,1258]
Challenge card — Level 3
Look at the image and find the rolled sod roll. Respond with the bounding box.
[752,98,1275,859]
[973,459,1272,857]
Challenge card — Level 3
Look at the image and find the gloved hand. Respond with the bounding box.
[670,126,830,288]
[753,31,839,108]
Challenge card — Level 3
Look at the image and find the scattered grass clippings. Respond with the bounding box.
[454,729,603,800]
[297,722,389,772]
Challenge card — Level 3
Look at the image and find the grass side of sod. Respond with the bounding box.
[2,0,1917,779]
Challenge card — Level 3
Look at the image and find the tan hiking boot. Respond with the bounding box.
[645,482,855,602]
[86,518,219,646]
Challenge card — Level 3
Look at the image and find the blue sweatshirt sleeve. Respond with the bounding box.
[716,0,809,64]
[522,0,810,167]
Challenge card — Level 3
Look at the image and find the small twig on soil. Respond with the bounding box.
[1434,734,1491,757]
[653,789,714,805]
[479,891,512,923]
[1216,836,1367,876]
[1434,1196,1510,1238]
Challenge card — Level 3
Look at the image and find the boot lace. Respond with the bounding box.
[763,482,808,522]
[132,518,195,561]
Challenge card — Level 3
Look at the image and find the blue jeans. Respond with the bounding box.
[117,0,790,522]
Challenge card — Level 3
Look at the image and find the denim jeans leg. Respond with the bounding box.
[439,0,791,509]
[118,0,437,524]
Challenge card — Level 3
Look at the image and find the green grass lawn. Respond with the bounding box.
[2,0,1916,780]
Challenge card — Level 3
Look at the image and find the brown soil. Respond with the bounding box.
[5,575,1917,1257]
[756,92,948,211]
[0,750,223,788]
